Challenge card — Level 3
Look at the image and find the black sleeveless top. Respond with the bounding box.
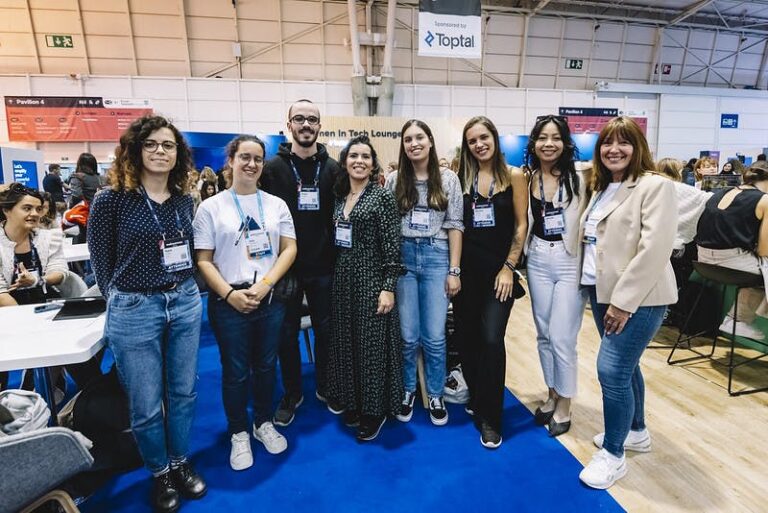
[697,187,765,251]
[461,186,515,281]
[530,192,563,242]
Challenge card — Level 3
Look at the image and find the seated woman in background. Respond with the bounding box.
[39,191,58,229]
[696,161,768,340]
[693,156,718,189]
[720,158,744,176]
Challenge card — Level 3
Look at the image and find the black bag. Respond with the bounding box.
[675,280,722,336]
[272,269,299,302]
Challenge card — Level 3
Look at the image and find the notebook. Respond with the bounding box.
[52,297,107,321]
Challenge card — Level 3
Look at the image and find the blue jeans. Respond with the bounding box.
[105,277,202,474]
[587,286,666,457]
[527,237,587,398]
[396,237,450,397]
[208,295,286,434]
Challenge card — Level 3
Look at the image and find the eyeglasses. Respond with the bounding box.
[142,140,178,153]
[290,115,320,126]
[237,153,264,165]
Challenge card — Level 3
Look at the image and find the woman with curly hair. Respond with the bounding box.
[87,115,206,512]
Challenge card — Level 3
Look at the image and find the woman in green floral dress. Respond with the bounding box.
[326,135,404,442]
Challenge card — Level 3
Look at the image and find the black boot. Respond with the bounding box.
[152,472,180,513]
[171,461,207,500]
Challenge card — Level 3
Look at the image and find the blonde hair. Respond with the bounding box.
[693,157,717,181]
[656,158,683,182]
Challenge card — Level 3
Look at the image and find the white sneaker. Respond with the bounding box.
[229,431,253,471]
[593,428,651,453]
[252,421,288,454]
[719,318,765,340]
[579,449,627,489]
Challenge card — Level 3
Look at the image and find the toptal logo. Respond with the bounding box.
[424,30,475,49]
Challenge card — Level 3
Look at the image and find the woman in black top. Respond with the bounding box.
[453,116,528,448]
[696,161,768,340]
[88,115,206,512]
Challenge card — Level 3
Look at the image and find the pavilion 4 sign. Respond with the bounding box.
[418,0,482,59]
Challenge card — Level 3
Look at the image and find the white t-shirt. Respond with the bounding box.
[193,189,296,285]
[581,182,622,286]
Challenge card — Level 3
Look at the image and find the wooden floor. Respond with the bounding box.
[504,288,768,513]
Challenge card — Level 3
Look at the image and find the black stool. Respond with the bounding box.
[667,261,768,396]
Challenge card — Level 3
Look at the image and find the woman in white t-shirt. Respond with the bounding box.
[193,135,297,472]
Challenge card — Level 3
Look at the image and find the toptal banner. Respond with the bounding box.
[418,0,482,59]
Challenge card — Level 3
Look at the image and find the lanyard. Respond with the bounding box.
[290,159,321,190]
[139,186,183,239]
[538,172,564,217]
[230,189,266,242]
[472,172,495,206]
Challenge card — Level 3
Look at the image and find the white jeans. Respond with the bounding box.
[696,246,768,323]
[526,236,587,398]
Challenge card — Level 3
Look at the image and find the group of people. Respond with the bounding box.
[4,98,766,512]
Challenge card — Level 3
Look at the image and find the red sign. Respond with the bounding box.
[559,107,647,135]
[5,96,153,142]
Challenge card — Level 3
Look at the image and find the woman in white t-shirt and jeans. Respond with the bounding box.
[193,135,297,472]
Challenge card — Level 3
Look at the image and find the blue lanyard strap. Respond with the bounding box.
[538,172,564,216]
[472,172,495,205]
[230,189,266,240]
[290,159,322,189]
[139,186,183,238]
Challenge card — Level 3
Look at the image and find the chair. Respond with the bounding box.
[668,261,768,396]
[0,427,94,513]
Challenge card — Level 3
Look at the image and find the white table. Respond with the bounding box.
[62,242,90,263]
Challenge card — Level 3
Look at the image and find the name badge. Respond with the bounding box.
[299,187,320,211]
[543,208,566,236]
[335,221,353,248]
[583,218,598,244]
[160,236,193,272]
[473,203,495,228]
[409,206,430,231]
[246,229,272,259]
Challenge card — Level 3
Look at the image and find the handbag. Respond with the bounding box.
[271,270,299,302]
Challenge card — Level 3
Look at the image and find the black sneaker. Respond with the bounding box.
[273,395,304,427]
[356,415,386,441]
[152,472,180,513]
[480,421,502,449]
[343,410,360,427]
[171,461,207,500]
[395,391,416,422]
[327,398,345,415]
[428,396,448,426]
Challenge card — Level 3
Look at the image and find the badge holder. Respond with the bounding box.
[335,220,353,248]
[473,202,496,228]
[298,186,321,211]
[160,236,193,272]
[409,205,430,231]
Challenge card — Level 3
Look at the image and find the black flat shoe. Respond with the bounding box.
[356,415,385,441]
[534,406,555,426]
[343,410,360,427]
[171,462,207,500]
[152,472,180,513]
[547,417,571,437]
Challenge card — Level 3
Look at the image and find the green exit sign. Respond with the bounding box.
[45,35,74,48]
[564,58,583,70]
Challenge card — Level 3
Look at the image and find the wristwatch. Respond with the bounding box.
[448,267,461,277]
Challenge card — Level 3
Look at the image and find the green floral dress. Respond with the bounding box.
[327,182,405,417]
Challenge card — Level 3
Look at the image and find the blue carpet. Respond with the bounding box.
[80,302,625,513]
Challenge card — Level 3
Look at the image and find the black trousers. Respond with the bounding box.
[452,273,514,433]
[277,273,332,400]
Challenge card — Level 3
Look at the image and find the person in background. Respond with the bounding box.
[454,116,528,449]
[656,158,683,181]
[88,115,206,513]
[524,115,589,438]
[261,99,342,425]
[198,166,217,191]
[757,154,767,162]
[720,158,744,176]
[326,135,403,441]
[218,166,233,191]
[70,153,101,244]
[200,181,217,202]
[693,156,718,188]
[187,170,201,212]
[42,163,68,212]
[39,192,57,230]
[194,134,297,471]
[680,157,698,186]
[696,161,768,340]
[386,119,463,427]
[578,116,676,490]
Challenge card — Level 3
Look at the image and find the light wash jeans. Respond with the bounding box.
[105,277,202,474]
[397,237,450,397]
[588,286,666,457]
[526,236,587,398]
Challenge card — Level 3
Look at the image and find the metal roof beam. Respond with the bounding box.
[668,0,716,27]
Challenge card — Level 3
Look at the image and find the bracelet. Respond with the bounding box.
[223,288,235,303]
[504,260,516,272]
[262,277,274,289]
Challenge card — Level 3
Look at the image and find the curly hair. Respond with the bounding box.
[107,115,193,194]
[334,135,381,198]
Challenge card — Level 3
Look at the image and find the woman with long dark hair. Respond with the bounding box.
[385,119,463,426]
[88,115,206,512]
[524,115,589,437]
[454,116,528,448]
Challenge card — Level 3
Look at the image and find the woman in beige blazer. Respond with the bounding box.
[577,117,677,490]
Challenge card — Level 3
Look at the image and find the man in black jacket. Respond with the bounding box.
[262,99,341,425]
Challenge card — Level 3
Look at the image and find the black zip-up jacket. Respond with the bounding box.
[261,142,340,277]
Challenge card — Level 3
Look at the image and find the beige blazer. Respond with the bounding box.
[579,173,678,313]
[525,170,590,257]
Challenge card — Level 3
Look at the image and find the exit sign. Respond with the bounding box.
[565,59,584,70]
[45,35,73,48]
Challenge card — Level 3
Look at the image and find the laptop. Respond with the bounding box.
[52,296,107,321]
[701,174,742,191]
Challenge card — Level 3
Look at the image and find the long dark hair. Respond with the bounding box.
[108,115,194,195]
[395,119,447,212]
[0,183,44,222]
[459,116,512,194]
[334,135,380,198]
[76,152,98,176]
[525,115,580,204]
